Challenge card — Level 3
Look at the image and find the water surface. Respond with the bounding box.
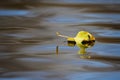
[0,0,120,80]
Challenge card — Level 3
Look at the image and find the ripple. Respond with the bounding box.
[0,9,29,16]
[42,0,120,4]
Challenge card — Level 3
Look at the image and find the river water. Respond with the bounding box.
[0,0,120,80]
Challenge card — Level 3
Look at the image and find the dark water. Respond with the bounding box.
[0,0,120,80]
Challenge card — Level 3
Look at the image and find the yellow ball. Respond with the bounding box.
[56,31,95,54]
[74,31,95,48]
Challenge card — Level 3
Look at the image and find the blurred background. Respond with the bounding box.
[0,0,120,80]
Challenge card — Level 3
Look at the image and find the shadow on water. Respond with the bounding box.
[0,0,120,80]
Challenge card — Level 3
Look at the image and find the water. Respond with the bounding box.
[0,0,120,80]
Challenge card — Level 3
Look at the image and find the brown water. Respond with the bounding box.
[0,0,120,80]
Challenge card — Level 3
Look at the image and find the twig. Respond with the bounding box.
[56,32,70,38]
